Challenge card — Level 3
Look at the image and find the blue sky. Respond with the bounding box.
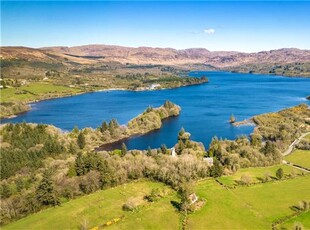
[1,1,310,52]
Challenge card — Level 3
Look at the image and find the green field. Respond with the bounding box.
[3,180,176,230]
[189,175,310,229]
[188,179,268,229]
[1,82,82,103]
[285,150,310,169]
[4,174,310,229]
[107,196,180,230]
[217,164,303,187]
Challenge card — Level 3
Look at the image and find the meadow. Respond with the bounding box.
[1,82,82,103]
[189,175,310,229]
[4,171,309,229]
[285,150,310,169]
[3,180,175,230]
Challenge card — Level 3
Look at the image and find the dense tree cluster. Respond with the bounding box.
[0,123,68,179]
[207,136,282,174]
[252,104,310,151]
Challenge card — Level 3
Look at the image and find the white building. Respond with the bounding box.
[204,157,214,166]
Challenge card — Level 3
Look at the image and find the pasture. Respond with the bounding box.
[285,150,310,169]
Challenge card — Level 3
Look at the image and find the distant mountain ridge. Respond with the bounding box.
[1,45,310,67]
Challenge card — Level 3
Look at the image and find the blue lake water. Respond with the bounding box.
[3,71,310,149]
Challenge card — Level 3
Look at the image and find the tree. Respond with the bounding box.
[178,183,194,214]
[161,144,168,154]
[75,152,86,176]
[210,158,223,178]
[178,128,185,140]
[72,126,79,135]
[146,106,153,113]
[229,114,236,123]
[110,119,119,129]
[262,141,277,156]
[121,143,127,156]
[0,182,12,198]
[176,140,185,155]
[276,168,284,179]
[36,170,60,207]
[101,121,108,133]
[77,132,86,149]
[147,146,152,156]
[251,134,262,147]
[164,100,174,109]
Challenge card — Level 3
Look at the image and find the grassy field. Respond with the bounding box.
[1,82,82,103]
[188,179,268,229]
[189,175,310,229]
[3,173,310,229]
[285,150,310,169]
[217,164,304,187]
[280,211,310,229]
[232,175,310,223]
[3,180,176,230]
[107,195,180,230]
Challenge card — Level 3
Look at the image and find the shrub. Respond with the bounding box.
[276,168,284,179]
[240,174,252,185]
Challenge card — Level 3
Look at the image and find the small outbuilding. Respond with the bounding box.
[189,193,198,204]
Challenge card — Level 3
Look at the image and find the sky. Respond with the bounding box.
[1,1,310,52]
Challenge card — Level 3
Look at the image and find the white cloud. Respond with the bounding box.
[204,29,215,35]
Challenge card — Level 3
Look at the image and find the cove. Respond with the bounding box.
[3,71,310,150]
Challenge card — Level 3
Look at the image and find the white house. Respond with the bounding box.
[204,157,214,166]
[149,84,161,90]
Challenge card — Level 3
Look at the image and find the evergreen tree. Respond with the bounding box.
[164,100,174,109]
[77,132,86,149]
[210,158,224,178]
[110,119,119,129]
[36,170,60,207]
[1,182,12,198]
[147,146,152,156]
[161,144,168,154]
[72,126,79,135]
[101,121,108,133]
[229,114,236,123]
[178,127,185,140]
[75,152,86,176]
[121,143,127,156]
[176,140,185,155]
[146,106,153,113]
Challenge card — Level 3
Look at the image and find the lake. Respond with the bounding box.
[3,71,310,150]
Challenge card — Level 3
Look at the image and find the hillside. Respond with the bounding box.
[0,45,309,67]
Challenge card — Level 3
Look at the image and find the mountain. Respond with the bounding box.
[1,45,310,68]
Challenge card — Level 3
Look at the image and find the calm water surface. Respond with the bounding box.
[3,71,310,149]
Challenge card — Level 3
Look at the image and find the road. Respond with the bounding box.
[282,132,310,156]
[282,131,310,173]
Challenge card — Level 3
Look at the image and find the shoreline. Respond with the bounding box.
[0,80,207,120]
[232,118,256,127]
